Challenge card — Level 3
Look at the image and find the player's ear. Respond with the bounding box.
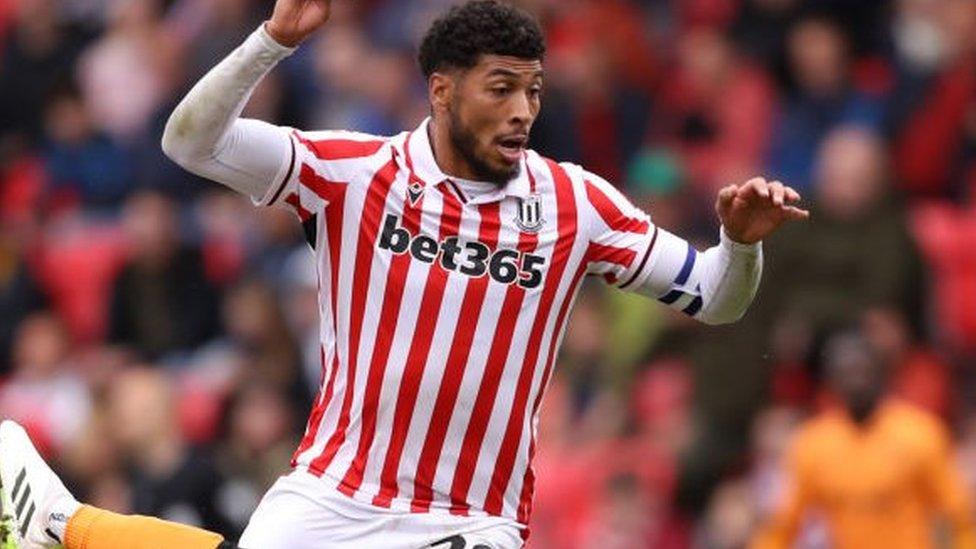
[428,72,454,114]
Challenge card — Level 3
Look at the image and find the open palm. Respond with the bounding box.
[716,177,809,244]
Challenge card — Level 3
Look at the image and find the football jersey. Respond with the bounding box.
[261,117,669,529]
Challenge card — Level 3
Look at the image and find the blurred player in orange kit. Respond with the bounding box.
[752,330,976,549]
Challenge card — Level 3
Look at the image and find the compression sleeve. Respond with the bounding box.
[161,24,296,202]
[634,227,762,325]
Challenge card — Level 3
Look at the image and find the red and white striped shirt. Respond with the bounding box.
[163,24,761,540]
[261,118,662,528]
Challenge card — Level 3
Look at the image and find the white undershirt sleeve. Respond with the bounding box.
[161,24,296,202]
[634,227,763,325]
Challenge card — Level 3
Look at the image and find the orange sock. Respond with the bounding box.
[63,505,225,549]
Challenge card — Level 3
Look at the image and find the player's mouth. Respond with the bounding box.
[495,134,527,164]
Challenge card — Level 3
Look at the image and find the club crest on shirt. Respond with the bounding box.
[515,193,544,233]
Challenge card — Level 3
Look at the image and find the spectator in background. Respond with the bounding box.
[0,312,91,456]
[893,0,976,199]
[76,0,175,142]
[42,81,132,211]
[0,222,47,374]
[107,367,233,534]
[653,26,775,196]
[215,383,298,535]
[221,279,312,415]
[752,329,976,549]
[0,0,88,144]
[109,190,220,361]
[861,305,951,419]
[278,247,322,390]
[761,126,925,352]
[767,13,883,192]
[530,0,655,183]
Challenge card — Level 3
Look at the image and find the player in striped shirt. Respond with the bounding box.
[0,1,807,548]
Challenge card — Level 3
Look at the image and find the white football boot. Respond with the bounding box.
[0,421,79,549]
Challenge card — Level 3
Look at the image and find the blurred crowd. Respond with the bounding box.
[2,0,976,546]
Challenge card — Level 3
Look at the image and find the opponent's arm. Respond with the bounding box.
[161,0,332,201]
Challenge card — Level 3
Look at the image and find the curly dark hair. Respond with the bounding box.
[418,0,546,79]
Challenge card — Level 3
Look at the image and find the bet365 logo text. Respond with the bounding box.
[378,214,545,289]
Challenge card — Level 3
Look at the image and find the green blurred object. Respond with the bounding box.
[627,149,684,197]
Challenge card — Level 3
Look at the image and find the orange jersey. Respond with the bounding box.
[753,400,976,549]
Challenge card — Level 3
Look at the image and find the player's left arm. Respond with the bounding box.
[584,173,807,324]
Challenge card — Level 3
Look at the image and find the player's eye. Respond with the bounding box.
[490,85,511,96]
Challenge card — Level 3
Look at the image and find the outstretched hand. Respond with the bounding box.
[716,177,809,244]
[266,0,333,47]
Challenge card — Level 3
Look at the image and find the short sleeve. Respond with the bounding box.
[257,128,389,223]
[579,170,658,290]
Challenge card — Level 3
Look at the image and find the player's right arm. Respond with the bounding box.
[160,0,332,202]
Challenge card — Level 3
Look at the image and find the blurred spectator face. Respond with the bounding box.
[823,332,886,422]
[679,28,734,98]
[44,90,94,146]
[893,0,948,70]
[223,281,278,344]
[108,368,177,452]
[122,191,178,267]
[229,385,291,454]
[938,0,976,58]
[314,26,368,95]
[861,307,911,363]
[787,17,847,96]
[815,127,886,220]
[12,312,69,380]
[107,0,159,30]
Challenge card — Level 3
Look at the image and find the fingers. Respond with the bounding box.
[717,184,738,209]
[737,177,768,202]
[769,181,785,207]
[783,205,810,220]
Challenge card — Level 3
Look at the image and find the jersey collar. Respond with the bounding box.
[393,117,533,205]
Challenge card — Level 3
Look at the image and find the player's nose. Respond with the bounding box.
[508,92,534,126]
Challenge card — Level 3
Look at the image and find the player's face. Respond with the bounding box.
[826,341,886,421]
[447,55,543,185]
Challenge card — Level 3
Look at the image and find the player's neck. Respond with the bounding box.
[427,117,481,183]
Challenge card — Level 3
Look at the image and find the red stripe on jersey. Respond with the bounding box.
[308,159,399,476]
[294,132,386,161]
[292,346,327,465]
[338,177,427,496]
[448,218,540,515]
[517,262,587,523]
[411,203,503,512]
[283,193,311,222]
[481,159,579,517]
[292,176,349,465]
[585,242,637,269]
[297,163,346,202]
[373,190,464,507]
[584,179,649,234]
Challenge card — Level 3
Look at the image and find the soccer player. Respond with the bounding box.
[752,331,976,549]
[0,1,807,548]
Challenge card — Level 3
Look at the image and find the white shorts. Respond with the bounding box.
[238,469,523,549]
